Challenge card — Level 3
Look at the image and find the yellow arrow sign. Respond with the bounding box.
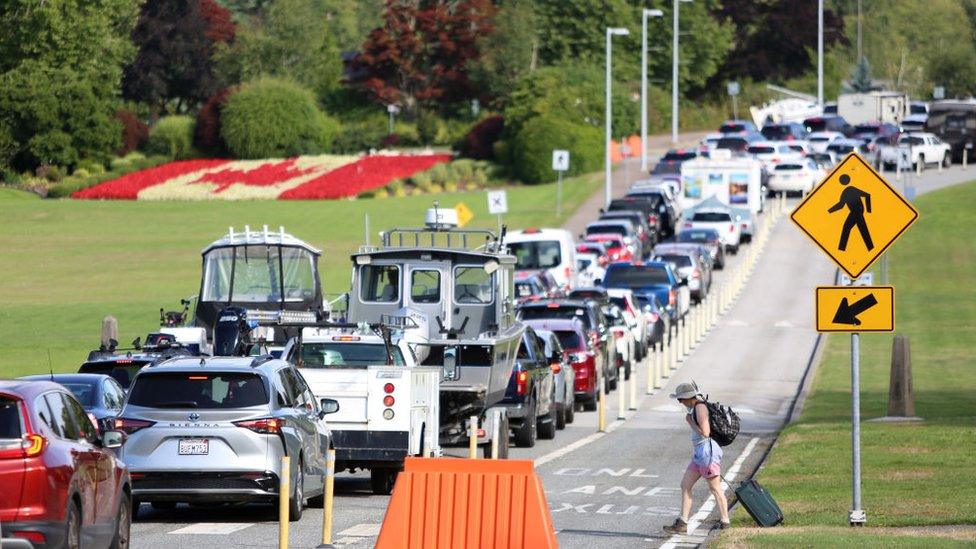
[791,152,918,279]
[816,286,894,332]
[454,202,474,227]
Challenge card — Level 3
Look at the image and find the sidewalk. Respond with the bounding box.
[562,130,708,236]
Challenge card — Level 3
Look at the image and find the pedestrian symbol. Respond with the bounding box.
[791,152,918,279]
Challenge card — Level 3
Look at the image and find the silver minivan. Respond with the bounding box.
[116,356,337,521]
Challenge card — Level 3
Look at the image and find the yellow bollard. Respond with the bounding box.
[320,449,336,546]
[629,358,637,410]
[279,456,290,549]
[655,342,665,386]
[490,409,501,459]
[598,376,607,432]
[964,151,969,170]
[468,415,478,459]
[617,366,626,419]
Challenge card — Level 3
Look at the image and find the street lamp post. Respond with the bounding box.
[672,0,692,144]
[606,27,630,209]
[817,0,824,105]
[641,9,664,172]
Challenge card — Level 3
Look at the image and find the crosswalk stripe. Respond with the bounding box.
[167,522,254,535]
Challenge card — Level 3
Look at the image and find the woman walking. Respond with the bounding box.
[663,382,730,534]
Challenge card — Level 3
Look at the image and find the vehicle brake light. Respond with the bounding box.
[11,532,45,544]
[383,395,395,407]
[0,433,46,460]
[693,268,701,279]
[551,362,562,374]
[383,383,395,393]
[547,303,560,309]
[565,266,572,280]
[729,224,735,233]
[516,371,529,396]
[668,290,676,306]
[684,222,693,228]
[114,417,156,435]
[332,335,361,341]
[523,228,541,234]
[233,417,283,434]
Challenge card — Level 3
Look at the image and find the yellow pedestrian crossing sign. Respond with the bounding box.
[791,152,918,279]
[454,202,474,227]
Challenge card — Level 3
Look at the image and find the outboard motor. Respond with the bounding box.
[213,306,256,356]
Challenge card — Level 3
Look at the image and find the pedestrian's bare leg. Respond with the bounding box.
[706,475,730,523]
[680,467,700,521]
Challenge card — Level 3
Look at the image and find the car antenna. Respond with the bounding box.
[47,349,54,380]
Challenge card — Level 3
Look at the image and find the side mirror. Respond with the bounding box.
[101,430,124,449]
[442,346,459,381]
[319,398,340,415]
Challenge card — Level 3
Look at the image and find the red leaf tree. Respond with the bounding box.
[348,0,494,112]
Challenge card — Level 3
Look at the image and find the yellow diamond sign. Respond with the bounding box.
[816,286,895,332]
[454,202,474,227]
[791,152,918,279]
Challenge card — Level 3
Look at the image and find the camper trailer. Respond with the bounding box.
[679,150,766,213]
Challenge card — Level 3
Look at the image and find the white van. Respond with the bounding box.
[507,228,578,289]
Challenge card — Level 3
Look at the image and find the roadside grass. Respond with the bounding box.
[0,174,600,377]
[718,181,976,544]
[717,526,975,548]
[0,187,40,200]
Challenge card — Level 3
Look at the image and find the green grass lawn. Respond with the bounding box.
[0,174,600,377]
[718,181,976,545]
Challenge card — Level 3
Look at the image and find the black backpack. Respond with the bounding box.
[694,396,740,447]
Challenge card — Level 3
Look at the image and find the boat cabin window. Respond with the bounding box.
[411,270,441,303]
[360,265,400,302]
[300,343,405,368]
[454,266,493,304]
[201,245,317,303]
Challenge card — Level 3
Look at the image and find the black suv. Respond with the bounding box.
[500,328,556,448]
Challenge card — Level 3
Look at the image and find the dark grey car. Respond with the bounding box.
[116,357,337,521]
[19,373,126,433]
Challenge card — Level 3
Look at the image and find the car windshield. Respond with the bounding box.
[586,225,627,237]
[747,146,775,154]
[805,119,827,132]
[716,138,748,151]
[127,372,269,408]
[78,361,146,389]
[519,306,592,330]
[761,126,790,140]
[300,343,405,368]
[554,331,583,351]
[202,245,317,303]
[61,383,96,407]
[692,212,732,222]
[910,104,927,114]
[809,136,831,142]
[655,254,693,268]
[623,194,663,208]
[515,281,538,297]
[677,230,718,243]
[899,136,925,146]
[0,398,21,438]
[604,265,670,287]
[662,151,696,161]
[720,123,747,133]
[775,164,804,171]
[509,240,562,270]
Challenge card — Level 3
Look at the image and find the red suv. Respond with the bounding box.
[0,380,131,549]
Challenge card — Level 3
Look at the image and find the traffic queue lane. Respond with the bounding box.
[125,162,972,548]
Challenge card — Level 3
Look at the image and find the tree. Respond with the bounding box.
[123,0,236,117]
[216,0,343,105]
[348,0,494,112]
[845,57,878,93]
[470,0,539,107]
[0,0,139,170]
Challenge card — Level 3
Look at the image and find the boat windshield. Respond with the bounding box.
[201,245,317,303]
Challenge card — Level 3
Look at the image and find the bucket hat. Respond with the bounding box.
[669,381,700,400]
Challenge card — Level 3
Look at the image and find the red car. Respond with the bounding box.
[0,380,131,549]
[584,234,633,263]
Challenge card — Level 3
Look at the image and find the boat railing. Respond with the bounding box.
[378,228,504,253]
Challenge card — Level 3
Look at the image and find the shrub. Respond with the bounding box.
[147,116,196,160]
[75,159,106,175]
[46,154,169,198]
[380,133,400,148]
[220,77,339,159]
[110,152,146,170]
[35,165,63,182]
[115,110,149,156]
[195,87,235,155]
[511,116,601,184]
[416,110,441,145]
[458,115,504,159]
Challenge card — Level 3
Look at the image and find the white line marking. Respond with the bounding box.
[337,523,381,537]
[659,436,760,549]
[167,522,254,535]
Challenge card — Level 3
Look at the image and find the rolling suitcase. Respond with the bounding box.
[733,479,784,527]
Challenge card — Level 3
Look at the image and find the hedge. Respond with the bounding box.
[146,116,196,160]
[511,116,601,184]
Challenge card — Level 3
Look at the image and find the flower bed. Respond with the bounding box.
[72,153,452,200]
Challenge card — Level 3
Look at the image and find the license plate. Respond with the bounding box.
[178,438,209,455]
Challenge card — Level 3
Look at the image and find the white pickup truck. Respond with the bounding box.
[880,133,952,171]
[285,326,440,494]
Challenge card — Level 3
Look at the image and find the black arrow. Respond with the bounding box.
[832,294,879,326]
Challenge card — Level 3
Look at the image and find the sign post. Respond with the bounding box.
[792,152,918,526]
[552,150,570,217]
[487,189,508,233]
[727,81,740,120]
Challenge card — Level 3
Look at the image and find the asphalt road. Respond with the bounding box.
[128,160,973,548]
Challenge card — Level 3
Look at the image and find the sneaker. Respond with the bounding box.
[663,518,688,535]
[718,520,731,529]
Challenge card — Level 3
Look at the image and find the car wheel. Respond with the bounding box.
[288,462,304,521]
[151,501,176,511]
[109,493,132,549]
[370,468,397,495]
[582,396,597,412]
[538,408,556,440]
[66,501,81,549]
[514,400,537,447]
[555,402,566,430]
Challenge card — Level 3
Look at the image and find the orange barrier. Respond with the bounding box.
[610,140,622,162]
[376,457,558,549]
[626,135,643,158]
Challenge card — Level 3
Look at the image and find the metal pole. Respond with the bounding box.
[641,10,649,172]
[857,0,862,62]
[605,29,613,209]
[278,456,290,549]
[617,366,626,419]
[817,0,824,105]
[491,409,500,459]
[850,333,865,524]
[671,0,679,143]
[556,170,563,217]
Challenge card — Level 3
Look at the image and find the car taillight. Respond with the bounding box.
[684,222,693,228]
[598,256,608,267]
[729,224,735,233]
[648,214,659,225]
[565,266,572,280]
[692,268,701,279]
[741,223,748,229]
[114,417,156,435]
[383,395,395,407]
[233,418,284,434]
[10,532,45,544]
[384,383,395,394]
[0,434,46,460]
[551,362,562,374]
[668,290,676,306]
[516,371,529,396]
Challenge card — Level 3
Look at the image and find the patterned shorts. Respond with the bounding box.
[687,439,723,479]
